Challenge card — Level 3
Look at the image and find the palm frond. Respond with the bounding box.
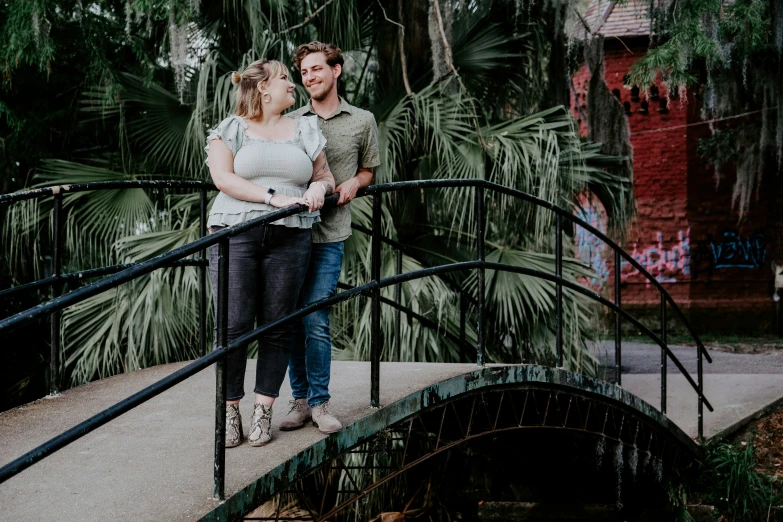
[62,196,204,385]
[466,247,597,374]
[2,160,156,275]
[2,0,634,392]
[334,247,472,364]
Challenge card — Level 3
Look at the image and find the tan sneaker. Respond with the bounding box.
[226,404,243,448]
[311,401,342,434]
[279,399,312,431]
[248,403,273,446]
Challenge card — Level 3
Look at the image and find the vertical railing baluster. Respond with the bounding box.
[697,344,704,440]
[660,293,667,414]
[395,249,402,362]
[459,291,467,363]
[213,239,229,500]
[199,187,208,358]
[778,291,783,338]
[50,191,64,396]
[614,249,622,386]
[475,186,485,367]
[555,213,563,368]
[370,193,382,407]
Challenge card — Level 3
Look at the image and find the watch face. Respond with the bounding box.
[267,188,276,195]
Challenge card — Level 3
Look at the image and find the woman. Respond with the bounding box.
[205,59,335,448]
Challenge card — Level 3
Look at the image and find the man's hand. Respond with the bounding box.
[334,177,362,206]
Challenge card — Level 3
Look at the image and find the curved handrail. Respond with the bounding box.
[0,178,714,491]
[335,281,473,353]
[229,259,713,411]
[0,196,305,333]
[0,180,212,205]
[364,179,711,362]
[0,260,712,484]
[0,178,709,362]
[0,259,207,299]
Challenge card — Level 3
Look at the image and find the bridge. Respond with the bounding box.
[0,179,763,521]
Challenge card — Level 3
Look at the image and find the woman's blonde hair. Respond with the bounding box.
[231,59,288,120]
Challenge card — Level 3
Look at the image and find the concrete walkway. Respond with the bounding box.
[595,340,783,375]
[0,362,477,522]
[623,373,783,438]
[1,357,782,521]
[596,340,783,437]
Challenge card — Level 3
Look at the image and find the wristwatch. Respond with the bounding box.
[264,187,276,205]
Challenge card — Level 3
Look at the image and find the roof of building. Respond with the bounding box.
[579,0,651,39]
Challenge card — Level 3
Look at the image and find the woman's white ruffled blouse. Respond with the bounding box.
[204,115,327,229]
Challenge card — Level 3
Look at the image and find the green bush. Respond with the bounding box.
[698,440,780,521]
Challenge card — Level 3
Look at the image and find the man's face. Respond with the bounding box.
[300,52,341,102]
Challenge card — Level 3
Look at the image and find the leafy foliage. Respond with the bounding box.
[1,0,631,389]
[696,440,781,521]
[625,0,783,217]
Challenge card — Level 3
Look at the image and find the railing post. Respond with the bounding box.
[475,186,485,367]
[697,344,704,440]
[213,239,229,501]
[370,193,382,407]
[555,213,563,368]
[49,191,64,395]
[459,291,467,363]
[199,187,208,357]
[614,250,622,386]
[778,290,783,338]
[660,293,667,414]
[395,249,402,362]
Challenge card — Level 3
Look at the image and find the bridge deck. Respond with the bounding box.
[2,360,783,521]
[0,362,477,521]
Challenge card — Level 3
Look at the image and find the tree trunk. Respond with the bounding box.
[376,0,433,94]
[543,0,571,110]
[585,36,633,181]
[428,0,454,86]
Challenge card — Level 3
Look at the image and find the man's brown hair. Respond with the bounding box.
[293,41,344,70]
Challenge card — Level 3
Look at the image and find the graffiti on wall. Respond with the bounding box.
[621,229,691,285]
[709,232,766,269]
[574,194,609,289]
[691,231,768,274]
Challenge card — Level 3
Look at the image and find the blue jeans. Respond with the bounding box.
[288,241,344,407]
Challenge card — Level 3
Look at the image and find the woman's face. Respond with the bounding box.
[260,70,296,110]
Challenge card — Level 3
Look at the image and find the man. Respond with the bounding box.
[282,41,380,433]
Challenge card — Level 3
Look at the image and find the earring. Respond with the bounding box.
[262,91,272,103]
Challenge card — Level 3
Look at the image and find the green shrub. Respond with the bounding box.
[698,440,780,521]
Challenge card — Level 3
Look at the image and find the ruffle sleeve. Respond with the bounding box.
[298,115,327,161]
[204,115,247,164]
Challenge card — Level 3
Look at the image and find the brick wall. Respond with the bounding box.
[572,39,778,333]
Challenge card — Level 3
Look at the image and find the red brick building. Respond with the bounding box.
[572,1,781,333]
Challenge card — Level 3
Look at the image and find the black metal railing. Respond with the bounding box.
[0,180,213,394]
[0,179,713,500]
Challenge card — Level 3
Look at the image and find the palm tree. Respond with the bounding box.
[1,0,632,387]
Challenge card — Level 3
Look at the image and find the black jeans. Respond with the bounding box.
[209,224,311,401]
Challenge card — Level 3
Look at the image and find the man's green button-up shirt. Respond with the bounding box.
[288,97,381,244]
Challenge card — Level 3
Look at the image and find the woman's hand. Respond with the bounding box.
[307,151,335,212]
[302,182,326,212]
[268,194,307,208]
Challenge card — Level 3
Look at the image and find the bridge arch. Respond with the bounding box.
[205,365,699,521]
